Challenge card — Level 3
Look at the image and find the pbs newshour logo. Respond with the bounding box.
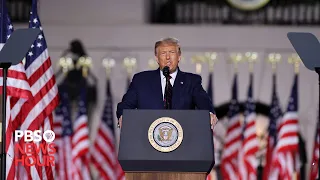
[15,130,55,143]
[14,130,56,167]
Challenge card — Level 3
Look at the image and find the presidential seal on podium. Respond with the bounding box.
[148,117,183,153]
[227,0,270,11]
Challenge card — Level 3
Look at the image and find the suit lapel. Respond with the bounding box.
[152,69,164,109]
[172,69,185,109]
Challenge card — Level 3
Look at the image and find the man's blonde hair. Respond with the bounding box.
[154,37,181,55]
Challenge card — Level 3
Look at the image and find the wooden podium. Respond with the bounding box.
[125,172,206,180]
[125,172,207,180]
[118,110,215,180]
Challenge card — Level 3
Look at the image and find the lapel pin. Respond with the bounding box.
[180,82,183,84]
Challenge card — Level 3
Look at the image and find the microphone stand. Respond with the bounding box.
[0,62,11,180]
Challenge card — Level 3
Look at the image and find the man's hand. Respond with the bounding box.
[210,113,218,130]
[118,115,122,128]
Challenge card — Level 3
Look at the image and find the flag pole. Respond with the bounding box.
[191,54,205,75]
[0,1,7,178]
[0,62,10,180]
[229,52,243,74]
[123,55,136,92]
[123,55,136,80]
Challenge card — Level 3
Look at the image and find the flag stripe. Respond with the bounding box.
[91,78,125,180]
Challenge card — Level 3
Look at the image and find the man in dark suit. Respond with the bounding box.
[116,37,218,128]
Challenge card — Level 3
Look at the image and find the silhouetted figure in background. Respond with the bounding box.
[56,39,97,116]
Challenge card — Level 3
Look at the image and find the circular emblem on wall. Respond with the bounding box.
[148,117,183,153]
[226,0,270,11]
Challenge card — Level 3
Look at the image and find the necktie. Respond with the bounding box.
[164,75,172,109]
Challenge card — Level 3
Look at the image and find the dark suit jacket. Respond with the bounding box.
[116,68,215,119]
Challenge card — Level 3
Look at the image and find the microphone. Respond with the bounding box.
[163,66,170,77]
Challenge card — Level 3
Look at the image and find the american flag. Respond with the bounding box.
[52,95,63,178]
[206,72,214,180]
[207,72,213,104]
[206,72,223,180]
[53,103,63,144]
[221,74,242,180]
[263,74,282,180]
[53,91,63,178]
[91,78,125,180]
[9,0,59,179]
[57,90,74,180]
[72,87,91,180]
[126,76,131,90]
[0,1,34,179]
[269,74,299,180]
[309,120,319,180]
[238,73,259,180]
[0,0,32,100]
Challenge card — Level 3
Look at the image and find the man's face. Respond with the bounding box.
[155,44,180,73]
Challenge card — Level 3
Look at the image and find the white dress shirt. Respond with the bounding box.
[160,68,178,100]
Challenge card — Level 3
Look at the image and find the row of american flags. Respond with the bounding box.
[205,71,319,180]
[1,0,59,179]
[0,0,319,180]
[52,79,125,180]
[0,0,125,179]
